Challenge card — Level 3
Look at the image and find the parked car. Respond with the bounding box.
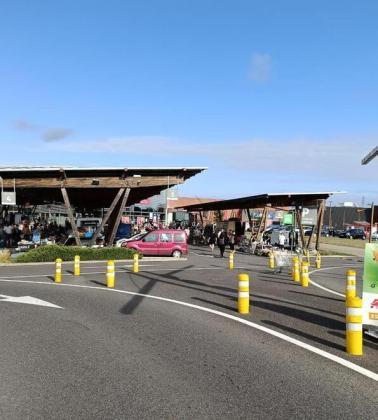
[345,228,366,240]
[122,229,188,257]
[371,232,378,241]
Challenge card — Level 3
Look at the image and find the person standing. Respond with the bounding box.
[218,230,226,258]
[209,232,217,252]
[278,231,286,250]
[4,224,13,248]
[228,230,235,251]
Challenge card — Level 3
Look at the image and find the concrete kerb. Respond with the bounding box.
[0,256,187,267]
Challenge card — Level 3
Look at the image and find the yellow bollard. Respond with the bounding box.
[345,270,356,299]
[238,273,250,314]
[55,258,62,283]
[315,252,321,269]
[346,296,363,356]
[301,261,309,287]
[133,253,139,273]
[74,255,80,276]
[268,252,275,269]
[107,260,115,288]
[229,251,234,270]
[292,256,300,282]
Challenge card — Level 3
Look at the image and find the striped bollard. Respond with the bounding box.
[238,273,250,314]
[301,261,309,287]
[107,260,115,288]
[315,252,321,269]
[346,270,356,299]
[268,252,275,269]
[229,252,234,270]
[133,253,139,273]
[55,258,62,283]
[292,257,300,282]
[346,296,363,355]
[74,255,80,276]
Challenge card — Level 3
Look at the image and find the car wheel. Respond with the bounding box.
[172,250,182,258]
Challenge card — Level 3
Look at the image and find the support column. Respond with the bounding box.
[90,188,126,245]
[61,187,81,246]
[315,200,325,251]
[256,207,268,241]
[296,206,306,250]
[107,188,131,246]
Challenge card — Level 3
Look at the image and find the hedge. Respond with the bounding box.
[16,245,139,263]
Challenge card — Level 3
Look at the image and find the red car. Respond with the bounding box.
[123,229,188,257]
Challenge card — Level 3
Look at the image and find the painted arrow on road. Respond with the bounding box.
[0,294,62,309]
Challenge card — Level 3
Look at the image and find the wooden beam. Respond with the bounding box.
[315,200,325,251]
[1,176,185,189]
[61,187,81,246]
[107,188,131,246]
[256,207,268,241]
[90,188,125,245]
[295,207,306,250]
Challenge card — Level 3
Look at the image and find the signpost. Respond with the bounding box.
[362,243,378,336]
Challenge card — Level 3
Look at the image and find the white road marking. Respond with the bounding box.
[0,293,62,309]
[0,277,376,382]
[308,264,359,298]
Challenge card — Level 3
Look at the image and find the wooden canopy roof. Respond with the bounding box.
[0,166,205,209]
[180,192,340,212]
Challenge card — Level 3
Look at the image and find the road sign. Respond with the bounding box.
[0,294,62,309]
[1,191,16,205]
[301,208,317,225]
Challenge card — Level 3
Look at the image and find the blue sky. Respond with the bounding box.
[0,0,377,204]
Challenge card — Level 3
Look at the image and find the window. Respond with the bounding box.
[174,232,186,243]
[144,233,158,243]
[160,233,172,243]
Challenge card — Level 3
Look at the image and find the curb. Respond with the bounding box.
[0,257,188,267]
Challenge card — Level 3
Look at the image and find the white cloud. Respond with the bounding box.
[47,136,377,184]
[42,128,74,142]
[12,119,39,131]
[249,53,272,83]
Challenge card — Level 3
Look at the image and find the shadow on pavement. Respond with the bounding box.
[289,290,344,302]
[262,320,345,352]
[90,280,106,287]
[252,299,344,330]
[252,293,344,318]
[191,297,236,312]
[328,331,378,350]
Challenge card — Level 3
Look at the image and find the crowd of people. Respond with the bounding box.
[0,219,69,248]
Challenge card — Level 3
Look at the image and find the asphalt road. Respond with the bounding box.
[0,247,376,419]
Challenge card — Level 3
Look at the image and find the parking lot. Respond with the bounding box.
[0,247,376,419]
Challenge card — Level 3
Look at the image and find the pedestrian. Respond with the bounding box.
[4,224,13,248]
[278,231,286,250]
[209,232,216,252]
[218,230,226,258]
[228,230,235,251]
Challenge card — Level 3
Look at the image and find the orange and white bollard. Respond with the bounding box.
[107,260,115,288]
[229,251,234,270]
[268,252,275,269]
[301,261,309,287]
[133,253,139,273]
[345,270,356,299]
[55,258,62,283]
[292,256,300,282]
[238,273,250,314]
[74,255,80,276]
[346,296,363,355]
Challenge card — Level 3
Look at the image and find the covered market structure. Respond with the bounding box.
[181,192,342,250]
[0,166,205,246]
